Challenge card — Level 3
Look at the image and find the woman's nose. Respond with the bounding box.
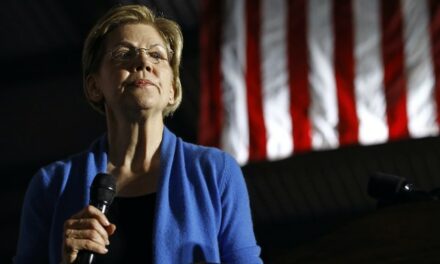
[135,53,153,72]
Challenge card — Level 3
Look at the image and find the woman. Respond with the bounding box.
[15,4,262,264]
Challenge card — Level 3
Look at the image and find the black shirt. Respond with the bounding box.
[94,193,156,263]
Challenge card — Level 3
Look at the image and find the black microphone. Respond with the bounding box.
[367,172,432,207]
[367,172,415,200]
[75,173,116,264]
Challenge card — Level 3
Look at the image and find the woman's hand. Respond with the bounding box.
[61,205,116,263]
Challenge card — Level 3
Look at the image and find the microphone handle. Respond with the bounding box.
[75,251,95,264]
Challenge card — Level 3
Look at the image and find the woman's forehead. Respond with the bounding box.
[105,23,166,47]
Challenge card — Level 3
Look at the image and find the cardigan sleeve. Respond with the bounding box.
[218,154,263,264]
[14,168,55,264]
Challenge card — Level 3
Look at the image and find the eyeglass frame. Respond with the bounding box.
[106,43,174,64]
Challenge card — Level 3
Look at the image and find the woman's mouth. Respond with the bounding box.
[133,79,157,88]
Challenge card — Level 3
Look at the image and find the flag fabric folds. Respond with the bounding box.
[200,0,440,165]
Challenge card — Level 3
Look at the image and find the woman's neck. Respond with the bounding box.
[105,109,164,176]
[103,107,165,196]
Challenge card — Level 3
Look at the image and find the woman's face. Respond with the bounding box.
[88,23,175,119]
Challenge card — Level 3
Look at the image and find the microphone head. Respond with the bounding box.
[90,173,116,206]
[368,172,410,200]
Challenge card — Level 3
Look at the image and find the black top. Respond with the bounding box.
[94,193,156,263]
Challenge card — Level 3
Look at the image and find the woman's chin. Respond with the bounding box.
[122,105,163,121]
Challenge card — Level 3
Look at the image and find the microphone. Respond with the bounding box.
[75,173,116,264]
[367,172,415,200]
[367,172,432,207]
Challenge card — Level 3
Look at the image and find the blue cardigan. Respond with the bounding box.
[15,127,262,263]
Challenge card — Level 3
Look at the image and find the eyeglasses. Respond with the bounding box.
[108,44,173,64]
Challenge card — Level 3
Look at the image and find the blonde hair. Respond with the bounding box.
[82,4,183,116]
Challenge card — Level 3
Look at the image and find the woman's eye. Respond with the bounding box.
[113,48,132,60]
[149,51,163,60]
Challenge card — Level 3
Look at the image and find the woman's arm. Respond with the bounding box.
[218,154,263,264]
[14,169,53,263]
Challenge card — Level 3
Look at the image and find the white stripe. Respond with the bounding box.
[308,0,339,150]
[402,0,439,138]
[353,0,388,145]
[261,0,292,160]
[221,0,249,164]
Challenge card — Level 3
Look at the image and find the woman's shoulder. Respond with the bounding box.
[177,139,244,189]
[34,134,107,185]
[31,153,82,193]
[179,139,238,167]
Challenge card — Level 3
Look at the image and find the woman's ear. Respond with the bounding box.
[168,85,176,105]
[85,75,103,102]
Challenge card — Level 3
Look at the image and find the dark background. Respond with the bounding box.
[1,0,200,261]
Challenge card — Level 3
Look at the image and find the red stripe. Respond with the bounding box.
[199,0,222,147]
[246,0,267,161]
[429,0,440,127]
[380,0,409,140]
[287,0,312,153]
[333,0,359,145]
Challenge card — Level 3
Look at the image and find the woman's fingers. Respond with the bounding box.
[63,236,108,263]
[64,217,110,244]
[64,227,109,245]
[105,223,117,236]
[62,205,115,263]
[64,236,108,254]
[72,205,111,226]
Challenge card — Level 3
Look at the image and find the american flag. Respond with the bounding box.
[199,0,440,165]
